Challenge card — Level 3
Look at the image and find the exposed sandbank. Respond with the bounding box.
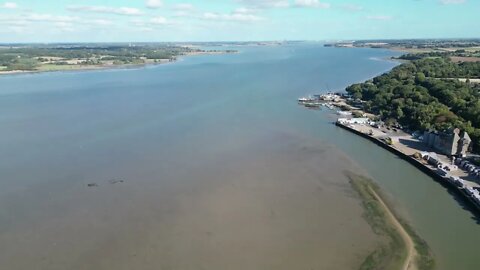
[346,172,435,270]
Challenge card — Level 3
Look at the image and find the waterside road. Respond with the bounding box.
[335,119,480,215]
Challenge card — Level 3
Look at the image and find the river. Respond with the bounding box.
[0,43,478,269]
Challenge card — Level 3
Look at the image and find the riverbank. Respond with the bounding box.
[0,50,234,76]
[335,120,480,216]
[0,60,172,76]
[347,172,434,270]
[298,91,480,216]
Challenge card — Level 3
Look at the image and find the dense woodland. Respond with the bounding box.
[398,49,480,61]
[352,39,480,49]
[346,57,480,153]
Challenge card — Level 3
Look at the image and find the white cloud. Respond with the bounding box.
[294,0,330,8]
[5,20,27,26]
[340,4,363,11]
[7,26,26,33]
[234,7,258,14]
[0,14,28,30]
[366,15,393,20]
[130,19,144,26]
[236,0,289,8]
[0,12,120,36]
[67,5,143,16]
[0,13,76,29]
[173,3,194,11]
[90,19,113,26]
[130,17,172,30]
[202,10,265,22]
[173,11,189,17]
[138,27,155,32]
[1,2,17,9]
[171,3,195,17]
[0,12,118,33]
[200,5,267,22]
[3,13,78,32]
[146,0,163,9]
[25,13,78,23]
[150,16,168,25]
[439,0,466,4]
[54,21,75,32]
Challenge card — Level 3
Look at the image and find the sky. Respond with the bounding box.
[0,0,478,42]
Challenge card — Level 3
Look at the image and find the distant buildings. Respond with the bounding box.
[423,128,471,156]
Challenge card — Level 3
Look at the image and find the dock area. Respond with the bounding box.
[297,92,480,213]
[335,120,480,213]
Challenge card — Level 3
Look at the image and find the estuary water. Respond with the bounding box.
[1,43,479,269]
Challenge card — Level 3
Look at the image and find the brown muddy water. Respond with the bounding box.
[2,44,460,270]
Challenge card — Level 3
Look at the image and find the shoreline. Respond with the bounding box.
[0,61,171,76]
[336,121,480,217]
[302,48,480,218]
[0,51,235,77]
[347,172,434,270]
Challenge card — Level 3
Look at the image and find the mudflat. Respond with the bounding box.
[0,133,379,270]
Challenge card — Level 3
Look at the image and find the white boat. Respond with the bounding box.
[298,96,316,103]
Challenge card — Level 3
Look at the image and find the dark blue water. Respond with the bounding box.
[1,43,477,269]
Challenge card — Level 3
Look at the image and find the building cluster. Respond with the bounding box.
[319,93,342,102]
[336,113,480,211]
[423,129,471,157]
[298,93,342,103]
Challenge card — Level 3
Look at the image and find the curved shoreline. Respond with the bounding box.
[347,172,435,270]
[368,185,416,270]
[0,59,176,77]
[336,121,480,217]
[0,51,235,77]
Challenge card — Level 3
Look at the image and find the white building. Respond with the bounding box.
[337,118,369,125]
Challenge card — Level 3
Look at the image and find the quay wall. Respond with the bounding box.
[335,122,480,215]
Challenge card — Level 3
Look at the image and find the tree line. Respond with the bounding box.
[346,57,480,153]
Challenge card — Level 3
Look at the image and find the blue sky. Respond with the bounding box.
[0,0,478,42]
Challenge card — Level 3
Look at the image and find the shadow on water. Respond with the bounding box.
[444,188,480,224]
